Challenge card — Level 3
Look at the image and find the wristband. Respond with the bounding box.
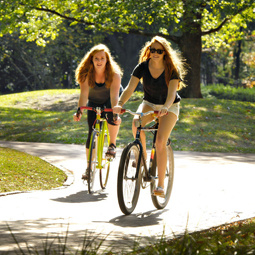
[118,100,124,107]
[77,107,82,116]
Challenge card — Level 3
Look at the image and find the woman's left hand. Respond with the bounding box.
[158,106,168,117]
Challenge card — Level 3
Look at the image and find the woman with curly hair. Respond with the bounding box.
[74,44,123,179]
[113,36,187,197]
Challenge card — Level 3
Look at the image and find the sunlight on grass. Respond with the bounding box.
[0,91,254,153]
[0,147,67,193]
[0,89,80,108]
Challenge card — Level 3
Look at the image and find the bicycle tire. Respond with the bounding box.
[99,131,110,189]
[117,143,141,215]
[150,142,174,209]
[88,130,98,194]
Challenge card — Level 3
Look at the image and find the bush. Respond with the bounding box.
[202,84,255,102]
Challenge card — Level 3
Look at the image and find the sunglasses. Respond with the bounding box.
[149,47,165,54]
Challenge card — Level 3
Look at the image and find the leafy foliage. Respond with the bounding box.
[135,219,255,255]
[0,0,254,48]
[0,23,105,94]
[202,84,255,102]
[1,0,254,98]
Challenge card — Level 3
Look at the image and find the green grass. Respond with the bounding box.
[202,84,255,102]
[0,147,67,193]
[1,89,254,153]
[0,89,78,107]
[134,218,255,254]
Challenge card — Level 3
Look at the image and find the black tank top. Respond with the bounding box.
[88,82,110,104]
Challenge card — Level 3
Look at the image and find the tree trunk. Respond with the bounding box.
[178,31,203,98]
[233,40,242,81]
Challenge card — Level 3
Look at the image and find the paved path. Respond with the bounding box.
[0,141,255,254]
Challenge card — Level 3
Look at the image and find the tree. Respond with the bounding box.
[0,22,101,94]
[0,0,254,97]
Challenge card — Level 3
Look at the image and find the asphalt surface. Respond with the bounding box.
[0,141,255,254]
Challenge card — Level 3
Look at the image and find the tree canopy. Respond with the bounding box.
[1,0,254,97]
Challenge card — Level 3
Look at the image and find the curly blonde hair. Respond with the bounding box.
[75,44,123,88]
[139,36,187,90]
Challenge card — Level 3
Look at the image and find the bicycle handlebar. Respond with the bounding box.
[121,109,159,117]
[78,107,161,117]
[78,106,127,114]
[79,106,113,112]
[77,106,121,121]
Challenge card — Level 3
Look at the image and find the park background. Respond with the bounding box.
[0,1,255,254]
[0,0,254,97]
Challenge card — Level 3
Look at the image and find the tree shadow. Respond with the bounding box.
[0,217,174,254]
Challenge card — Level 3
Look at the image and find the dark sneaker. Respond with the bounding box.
[106,143,116,158]
[81,168,89,180]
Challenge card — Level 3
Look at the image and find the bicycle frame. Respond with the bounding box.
[80,106,110,169]
[124,110,159,181]
[137,123,159,180]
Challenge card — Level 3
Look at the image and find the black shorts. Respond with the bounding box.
[86,99,116,148]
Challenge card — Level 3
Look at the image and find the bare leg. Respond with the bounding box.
[107,123,120,146]
[81,148,90,179]
[156,112,177,188]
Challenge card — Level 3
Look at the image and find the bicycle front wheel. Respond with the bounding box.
[99,131,110,189]
[88,130,98,194]
[150,143,174,209]
[117,143,141,215]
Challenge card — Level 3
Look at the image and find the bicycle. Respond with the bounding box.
[117,109,174,215]
[78,106,115,194]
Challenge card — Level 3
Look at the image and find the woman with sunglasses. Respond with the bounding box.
[113,36,187,197]
[74,44,123,180]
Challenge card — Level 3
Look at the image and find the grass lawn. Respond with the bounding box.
[0,89,254,153]
[0,147,66,193]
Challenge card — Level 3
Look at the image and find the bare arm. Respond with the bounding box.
[73,79,89,121]
[110,73,121,108]
[113,76,140,114]
[159,79,179,116]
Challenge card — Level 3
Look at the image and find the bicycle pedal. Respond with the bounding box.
[105,155,114,161]
[143,175,153,182]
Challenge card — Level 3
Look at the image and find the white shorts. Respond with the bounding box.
[137,100,180,119]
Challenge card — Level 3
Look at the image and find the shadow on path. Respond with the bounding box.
[51,190,108,203]
[109,209,168,228]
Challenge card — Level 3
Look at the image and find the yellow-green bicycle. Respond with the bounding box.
[79,106,115,194]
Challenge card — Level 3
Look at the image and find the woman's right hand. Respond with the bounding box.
[73,113,80,121]
[73,108,82,121]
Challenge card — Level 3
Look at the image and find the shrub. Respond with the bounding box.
[201,84,255,102]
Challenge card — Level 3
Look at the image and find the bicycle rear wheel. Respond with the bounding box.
[150,142,174,209]
[88,131,98,194]
[99,131,110,189]
[117,143,141,215]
